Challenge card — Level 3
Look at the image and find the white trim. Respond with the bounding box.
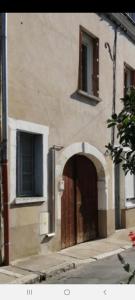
[9,118,49,204]
[15,197,46,204]
[8,118,49,134]
[58,142,106,173]
[125,203,135,209]
[46,232,55,237]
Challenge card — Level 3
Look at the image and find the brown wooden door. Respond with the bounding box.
[61,157,76,249]
[61,155,98,249]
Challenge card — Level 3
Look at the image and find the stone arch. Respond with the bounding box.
[58,142,106,179]
[56,142,109,241]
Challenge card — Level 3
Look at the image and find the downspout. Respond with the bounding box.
[105,23,121,229]
[105,25,118,145]
[48,146,56,236]
[112,26,118,145]
[46,145,63,237]
[0,15,2,263]
[1,13,9,265]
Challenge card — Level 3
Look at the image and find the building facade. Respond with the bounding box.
[1,13,135,263]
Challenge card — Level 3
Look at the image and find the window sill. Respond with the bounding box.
[15,197,46,204]
[77,89,102,103]
[125,205,135,209]
[125,198,135,209]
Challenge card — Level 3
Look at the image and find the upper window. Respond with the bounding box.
[124,63,135,96]
[79,27,99,97]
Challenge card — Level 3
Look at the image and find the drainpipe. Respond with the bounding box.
[0,16,2,264]
[105,25,118,146]
[46,145,63,237]
[112,26,118,145]
[1,13,9,265]
[48,146,56,236]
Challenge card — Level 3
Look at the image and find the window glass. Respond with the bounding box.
[16,131,43,197]
[124,65,135,95]
[79,28,99,97]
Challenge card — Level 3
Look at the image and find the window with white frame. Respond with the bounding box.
[124,63,135,96]
[9,118,49,204]
[16,131,43,197]
[125,172,135,207]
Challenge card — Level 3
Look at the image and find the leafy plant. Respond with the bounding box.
[106,88,135,175]
[117,252,135,284]
[117,232,135,284]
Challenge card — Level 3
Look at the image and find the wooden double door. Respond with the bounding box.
[61,155,98,249]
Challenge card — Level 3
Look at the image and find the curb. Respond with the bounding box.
[10,244,133,284]
[11,273,41,284]
[10,262,76,284]
[45,262,76,279]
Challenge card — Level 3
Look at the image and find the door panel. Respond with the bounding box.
[61,155,98,249]
[75,156,98,243]
[61,157,76,249]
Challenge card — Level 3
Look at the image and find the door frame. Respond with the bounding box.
[56,142,109,247]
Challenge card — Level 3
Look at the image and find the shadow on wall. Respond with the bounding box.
[98,13,135,45]
[70,91,100,106]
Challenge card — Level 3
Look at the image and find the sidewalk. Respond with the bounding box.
[0,227,134,284]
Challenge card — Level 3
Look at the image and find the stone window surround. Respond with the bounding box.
[9,118,49,204]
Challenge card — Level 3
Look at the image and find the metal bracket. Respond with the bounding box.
[105,42,114,62]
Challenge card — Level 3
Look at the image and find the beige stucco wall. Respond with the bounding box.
[6,13,135,260]
[7,13,114,150]
[121,208,135,228]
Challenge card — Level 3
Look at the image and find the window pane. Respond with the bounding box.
[16,130,43,198]
[21,133,33,155]
[124,67,133,94]
[17,131,35,196]
[80,31,94,95]
[22,174,33,193]
[22,155,33,173]
[125,172,134,199]
[82,43,88,92]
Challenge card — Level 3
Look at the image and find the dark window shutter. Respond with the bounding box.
[16,131,35,197]
[82,44,88,92]
[124,65,127,96]
[131,70,135,87]
[93,38,99,97]
[79,29,83,90]
[16,131,21,196]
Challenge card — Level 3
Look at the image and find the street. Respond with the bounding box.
[42,248,135,284]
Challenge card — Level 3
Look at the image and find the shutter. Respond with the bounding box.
[82,44,88,92]
[131,70,135,88]
[16,131,21,197]
[93,38,99,97]
[124,65,127,96]
[17,132,35,197]
[21,133,34,196]
[79,28,83,90]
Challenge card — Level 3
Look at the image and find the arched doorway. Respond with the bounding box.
[61,154,98,249]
